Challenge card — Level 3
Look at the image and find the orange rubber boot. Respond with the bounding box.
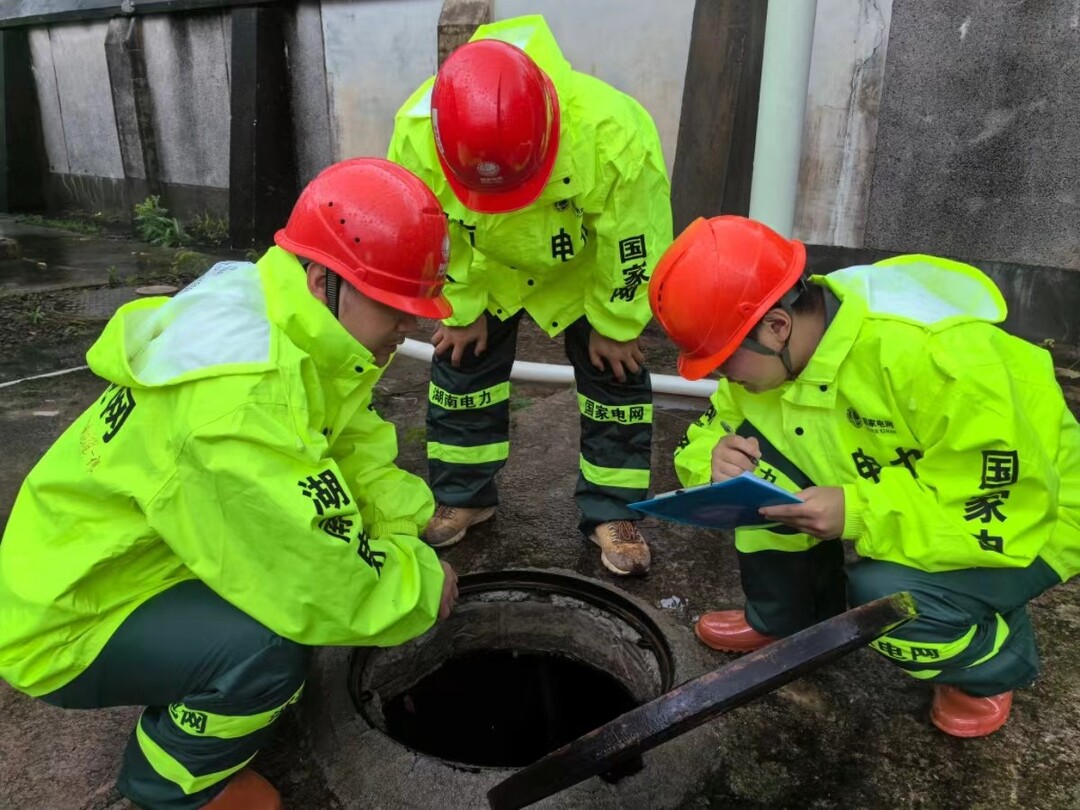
[204,770,282,810]
[930,685,1014,738]
[694,610,777,653]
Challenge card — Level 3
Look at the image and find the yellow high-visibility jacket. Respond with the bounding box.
[675,255,1080,580]
[388,14,673,342]
[0,248,444,696]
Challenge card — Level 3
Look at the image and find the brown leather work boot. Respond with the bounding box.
[204,770,281,810]
[930,685,1014,738]
[589,520,651,576]
[695,610,777,653]
[424,504,496,548]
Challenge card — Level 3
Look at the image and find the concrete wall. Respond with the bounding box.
[16,0,1080,280]
[493,0,695,176]
[29,22,123,180]
[316,0,693,177]
[286,1,334,185]
[19,2,798,215]
[320,0,443,166]
[140,11,231,190]
[864,0,1080,270]
[29,13,232,216]
[795,0,893,247]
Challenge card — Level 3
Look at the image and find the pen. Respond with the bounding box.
[720,420,759,467]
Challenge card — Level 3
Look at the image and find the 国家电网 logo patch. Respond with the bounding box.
[846,407,895,434]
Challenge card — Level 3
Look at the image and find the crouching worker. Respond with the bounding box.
[650,215,1080,738]
[0,158,460,808]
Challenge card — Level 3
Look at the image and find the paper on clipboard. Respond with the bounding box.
[629,472,803,530]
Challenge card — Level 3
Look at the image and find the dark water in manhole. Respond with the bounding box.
[382,650,640,768]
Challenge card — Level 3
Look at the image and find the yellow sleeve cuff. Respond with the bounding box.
[840,484,865,541]
[370,519,419,538]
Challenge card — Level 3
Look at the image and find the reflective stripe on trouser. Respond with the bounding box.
[41,579,312,809]
[847,557,1062,696]
[737,538,848,637]
[427,310,521,507]
[562,316,652,532]
[427,312,652,531]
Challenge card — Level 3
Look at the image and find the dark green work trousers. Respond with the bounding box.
[427,311,653,533]
[42,579,310,809]
[739,544,1061,695]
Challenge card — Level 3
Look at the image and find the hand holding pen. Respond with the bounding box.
[710,420,762,482]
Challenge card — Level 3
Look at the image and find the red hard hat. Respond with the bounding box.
[649,216,807,380]
[431,39,560,214]
[275,158,452,319]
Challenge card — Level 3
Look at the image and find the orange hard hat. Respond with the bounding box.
[431,39,560,214]
[649,216,807,380]
[275,158,452,319]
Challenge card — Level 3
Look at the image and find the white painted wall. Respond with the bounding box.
[795,0,894,246]
[320,0,443,162]
[140,13,232,189]
[28,28,69,176]
[319,0,694,176]
[30,22,123,179]
[493,0,695,176]
[22,0,895,250]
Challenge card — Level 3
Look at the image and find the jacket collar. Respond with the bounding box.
[258,247,384,382]
[782,277,866,407]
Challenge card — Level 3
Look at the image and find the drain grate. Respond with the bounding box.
[69,287,138,320]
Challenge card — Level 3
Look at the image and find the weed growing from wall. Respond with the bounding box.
[188,213,229,246]
[134,196,189,248]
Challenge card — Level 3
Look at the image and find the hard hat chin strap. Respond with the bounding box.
[741,333,797,379]
[325,269,341,319]
[739,279,807,380]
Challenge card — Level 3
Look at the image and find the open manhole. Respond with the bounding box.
[348,570,674,770]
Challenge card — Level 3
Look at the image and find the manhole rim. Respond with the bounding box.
[456,569,676,687]
[346,570,676,769]
[350,569,674,695]
[303,568,719,809]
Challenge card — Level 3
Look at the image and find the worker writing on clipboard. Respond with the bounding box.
[649,215,1080,738]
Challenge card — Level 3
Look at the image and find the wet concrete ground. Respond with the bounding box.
[3,219,1080,809]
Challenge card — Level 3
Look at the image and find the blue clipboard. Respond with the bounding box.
[629,472,804,529]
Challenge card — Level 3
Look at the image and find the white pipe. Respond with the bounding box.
[0,347,715,399]
[748,0,818,238]
[397,338,715,399]
[0,365,90,389]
